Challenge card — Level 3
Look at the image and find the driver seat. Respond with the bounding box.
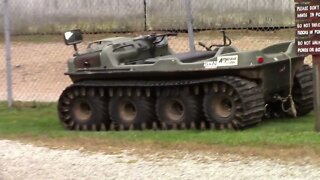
[172,50,217,63]
[140,50,217,65]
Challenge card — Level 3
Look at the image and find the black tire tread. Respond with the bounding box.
[155,88,202,129]
[108,96,154,130]
[294,65,314,116]
[203,76,265,130]
[58,76,264,131]
[58,86,109,131]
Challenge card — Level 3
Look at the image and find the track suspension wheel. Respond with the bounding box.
[203,76,265,130]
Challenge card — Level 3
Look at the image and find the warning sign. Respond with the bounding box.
[295,0,320,55]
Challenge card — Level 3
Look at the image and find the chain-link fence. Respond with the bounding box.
[0,0,6,103]
[0,0,298,103]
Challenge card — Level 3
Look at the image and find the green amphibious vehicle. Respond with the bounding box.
[58,29,313,131]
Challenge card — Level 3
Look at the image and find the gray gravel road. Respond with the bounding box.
[0,140,319,180]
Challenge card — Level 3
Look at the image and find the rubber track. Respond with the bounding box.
[207,76,265,129]
[58,76,265,131]
[294,65,313,116]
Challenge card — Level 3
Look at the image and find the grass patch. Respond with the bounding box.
[0,102,319,160]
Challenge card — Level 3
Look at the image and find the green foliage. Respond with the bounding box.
[0,102,318,149]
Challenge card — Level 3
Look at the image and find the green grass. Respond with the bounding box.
[0,102,319,151]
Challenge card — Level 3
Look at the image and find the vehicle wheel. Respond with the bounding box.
[58,86,109,131]
[293,65,313,116]
[203,76,265,130]
[156,88,201,128]
[109,96,154,130]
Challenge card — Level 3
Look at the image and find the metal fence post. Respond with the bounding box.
[3,0,13,107]
[185,0,196,53]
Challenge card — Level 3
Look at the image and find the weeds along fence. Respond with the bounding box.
[0,0,297,103]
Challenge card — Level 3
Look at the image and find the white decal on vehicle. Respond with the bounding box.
[64,32,73,40]
[217,55,238,66]
[204,61,217,69]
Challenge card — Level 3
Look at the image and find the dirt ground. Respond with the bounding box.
[0,29,309,102]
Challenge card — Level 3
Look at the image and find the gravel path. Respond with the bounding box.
[0,140,319,180]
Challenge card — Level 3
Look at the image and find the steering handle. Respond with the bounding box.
[198,42,212,51]
[152,32,178,44]
[162,32,178,37]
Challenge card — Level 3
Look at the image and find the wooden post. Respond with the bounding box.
[313,55,320,132]
[295,0,320,131]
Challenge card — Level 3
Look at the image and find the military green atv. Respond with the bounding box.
[58,29,313,131]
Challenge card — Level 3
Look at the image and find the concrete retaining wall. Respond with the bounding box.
[146,0,295,30]
[1,0,295,34]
